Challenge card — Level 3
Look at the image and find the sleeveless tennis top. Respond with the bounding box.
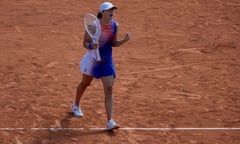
[98,20,117,61]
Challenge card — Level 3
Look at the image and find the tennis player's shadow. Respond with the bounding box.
[63,112,117,136]
[32,112,116,143]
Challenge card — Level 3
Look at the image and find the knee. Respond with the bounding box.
[78,81,91,89]
[104,85,113,92]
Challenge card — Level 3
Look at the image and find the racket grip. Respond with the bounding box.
[96,48,101,61]
[92,38,101,61]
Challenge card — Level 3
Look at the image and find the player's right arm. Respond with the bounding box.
[83,31,92,49]
[83,30,99,50]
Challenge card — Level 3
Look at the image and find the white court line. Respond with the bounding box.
[120,128,240,131]
[0,128,240,131]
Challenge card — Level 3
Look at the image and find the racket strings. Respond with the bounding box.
[85,16,98,35]
[84,14,101,44]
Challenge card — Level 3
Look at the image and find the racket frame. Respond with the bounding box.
[84,13,101,61]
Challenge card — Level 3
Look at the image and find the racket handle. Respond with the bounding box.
[96,48,101,61]
[92,38,101,61]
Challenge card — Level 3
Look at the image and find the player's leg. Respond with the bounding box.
[101,75,119,130]
[101,75,114,120]
[72,74,93,117]
[75,74,93,104]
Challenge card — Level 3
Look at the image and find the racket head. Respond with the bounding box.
[84,14,101,41]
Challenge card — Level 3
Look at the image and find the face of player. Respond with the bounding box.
[103,8,115,20]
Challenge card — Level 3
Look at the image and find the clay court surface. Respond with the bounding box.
[0,0,240,143]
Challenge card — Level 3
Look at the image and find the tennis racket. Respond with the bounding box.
[84,13,101,61]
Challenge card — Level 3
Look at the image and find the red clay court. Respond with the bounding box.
[0,0,240,143]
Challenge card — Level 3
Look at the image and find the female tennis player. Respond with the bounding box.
[72,2,131,130]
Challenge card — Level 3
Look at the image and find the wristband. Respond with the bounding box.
[88,42,92,49]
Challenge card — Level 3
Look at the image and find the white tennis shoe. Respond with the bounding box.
[107,119,120,130]
[71,103,83,117]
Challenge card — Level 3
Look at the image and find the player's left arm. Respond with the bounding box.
[112,23,131,47]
